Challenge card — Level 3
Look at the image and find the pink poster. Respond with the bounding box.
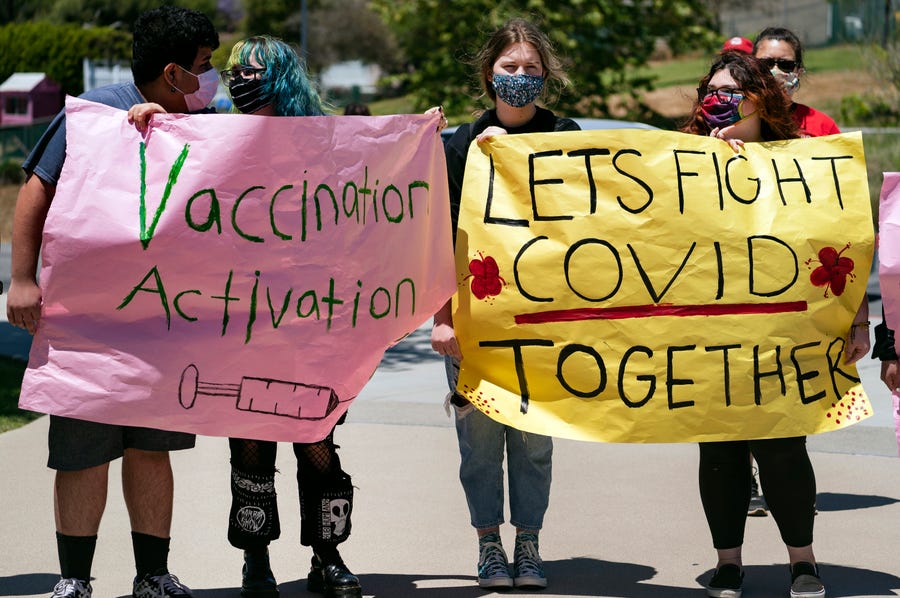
[19,97,456,442]
[877,172,900,454]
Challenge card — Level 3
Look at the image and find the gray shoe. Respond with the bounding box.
[790,562,825,598]
[50,578,92,598]
[132,571,192,597]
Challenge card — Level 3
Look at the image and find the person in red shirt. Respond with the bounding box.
[752,26,840,137]
[720,27,845,521]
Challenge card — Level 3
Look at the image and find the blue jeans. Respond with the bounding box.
[445,357,553,531]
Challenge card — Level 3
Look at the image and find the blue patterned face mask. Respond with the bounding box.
[492,73,545,108]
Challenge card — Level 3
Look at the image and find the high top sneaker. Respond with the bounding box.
[477,532,512,589]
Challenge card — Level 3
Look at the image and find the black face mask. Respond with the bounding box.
[229,77,270,114]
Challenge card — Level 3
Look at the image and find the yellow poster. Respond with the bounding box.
[454,129,874,442]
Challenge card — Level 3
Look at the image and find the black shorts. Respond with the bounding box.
[48,415,195,471]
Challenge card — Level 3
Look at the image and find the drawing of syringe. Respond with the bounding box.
[178,364,346,420]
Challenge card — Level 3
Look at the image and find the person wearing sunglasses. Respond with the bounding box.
[682,50,869,598]
[753,26,840,138]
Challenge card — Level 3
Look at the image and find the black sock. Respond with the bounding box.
[57,532,97,582]
[131,532,170,577]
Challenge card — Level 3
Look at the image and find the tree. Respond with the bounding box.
[241,0,303,40]
[1,0,220,28]
[370,0,719,119]
[241,0,400,74]
[0,22,130,95]
[306,0,401,72]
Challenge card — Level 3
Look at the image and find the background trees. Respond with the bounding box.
[370,0,719,120]
[0,21,130,96]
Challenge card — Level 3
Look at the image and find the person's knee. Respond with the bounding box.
[122,449,173,483]
[123,448,171,465]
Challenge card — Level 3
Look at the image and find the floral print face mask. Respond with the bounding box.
[492,73,545,108]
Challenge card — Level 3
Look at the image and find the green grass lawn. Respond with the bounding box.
[635,44,868,88]
[0,356,41,433]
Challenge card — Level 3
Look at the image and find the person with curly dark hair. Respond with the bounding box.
[682,50,868,598]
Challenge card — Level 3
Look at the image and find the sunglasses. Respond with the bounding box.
[758,57,798,72]
[698,88,743,103]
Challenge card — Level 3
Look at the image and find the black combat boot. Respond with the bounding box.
[241,548,279,598]
[307,551,361,598]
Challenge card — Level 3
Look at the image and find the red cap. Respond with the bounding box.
[722,36,753,54]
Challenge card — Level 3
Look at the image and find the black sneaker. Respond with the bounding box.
[748,468,768,517]
[307,554,362,598]
[707,563,743,598]
[790,562,825,598]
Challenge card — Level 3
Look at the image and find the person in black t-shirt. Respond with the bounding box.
[432,17,579,592]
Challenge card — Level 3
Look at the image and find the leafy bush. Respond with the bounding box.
[840,94,900,126]
[0,159,23,184]
[844,42,900,126]
[0,357,40,435]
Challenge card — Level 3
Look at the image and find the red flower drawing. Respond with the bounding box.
[806,243,855,297]
[465,252,506,300]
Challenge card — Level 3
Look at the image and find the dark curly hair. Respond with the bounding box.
[681,50,798,141]
[131,6,219,85]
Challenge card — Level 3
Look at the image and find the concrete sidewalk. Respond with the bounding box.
[1,242,899,597]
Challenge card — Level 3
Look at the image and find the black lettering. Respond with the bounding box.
[479,338,555,414]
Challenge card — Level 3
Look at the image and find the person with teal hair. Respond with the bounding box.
[218,38,360,598]
[133,35,359,598]
[221,35,325,117]
[129,35,446,598]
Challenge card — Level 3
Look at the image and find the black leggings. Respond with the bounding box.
[698,436,816,549]
[228,432,341,550]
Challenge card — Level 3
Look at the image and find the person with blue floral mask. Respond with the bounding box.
[433,17,579,591]
[682,50,869,598]
[753,27,840,138]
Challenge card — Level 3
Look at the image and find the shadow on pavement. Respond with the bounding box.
[188,557,699,597]
[11,560,900,598]
[697,563,900,598]
[381,327,441,371]
[0,573,62,596]
[815,491,900,512]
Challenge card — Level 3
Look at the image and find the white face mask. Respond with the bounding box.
[173,66,218,111]
[771,68,800,96]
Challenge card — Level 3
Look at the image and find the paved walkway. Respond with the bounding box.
[1,243,898,597]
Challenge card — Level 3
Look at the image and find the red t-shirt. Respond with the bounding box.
[791,103,840,137]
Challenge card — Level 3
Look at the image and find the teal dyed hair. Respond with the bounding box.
[227,35,324,116]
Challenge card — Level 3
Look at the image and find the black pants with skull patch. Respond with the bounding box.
[228,426,353,551]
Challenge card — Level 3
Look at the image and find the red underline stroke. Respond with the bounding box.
[514,301,809,325]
